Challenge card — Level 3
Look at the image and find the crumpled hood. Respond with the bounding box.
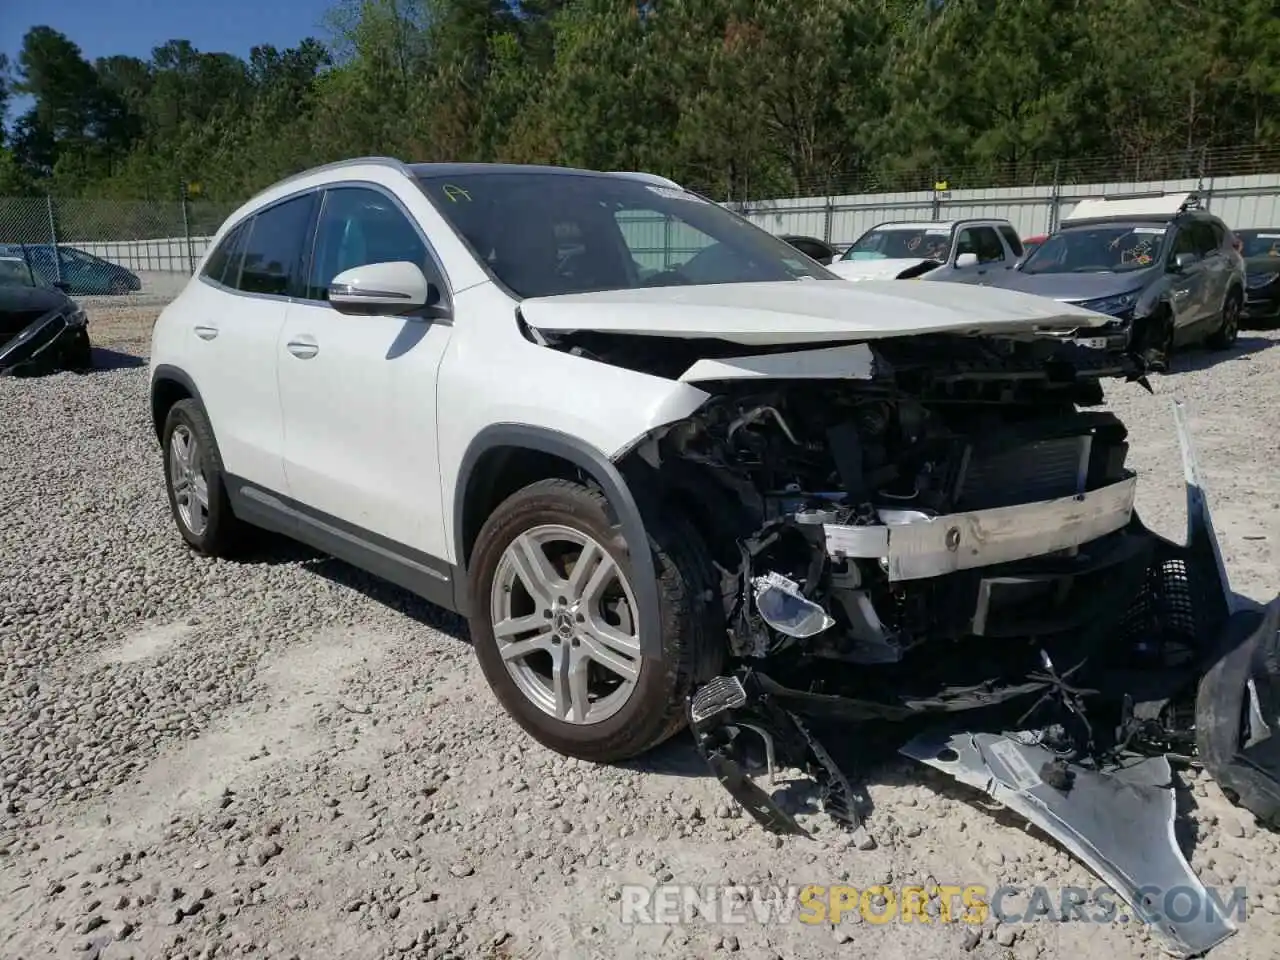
[987,268,1159,302]
[520,279,1108,346]
[826,258,940,282]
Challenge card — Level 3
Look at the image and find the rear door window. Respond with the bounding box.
[236,194,317,297]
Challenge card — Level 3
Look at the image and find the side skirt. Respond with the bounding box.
[224,474,465,616]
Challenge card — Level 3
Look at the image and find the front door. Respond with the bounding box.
[276,184,454,562]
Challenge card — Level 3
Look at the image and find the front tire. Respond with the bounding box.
[1207,289,1242,350]
[467,478,720,763]
[161,399,250,557]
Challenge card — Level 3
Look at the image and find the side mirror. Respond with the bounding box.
[328,261,448,318]
[53,281,71,293]
[955,252,979,268]
[1173,252,1200,272]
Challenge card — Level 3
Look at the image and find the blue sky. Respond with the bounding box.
[3,0,335,118]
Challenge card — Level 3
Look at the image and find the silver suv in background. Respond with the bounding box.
[827,218,1024,283]
[988,193,1245,370]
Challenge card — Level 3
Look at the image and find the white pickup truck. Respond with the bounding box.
[828,217,1026,283]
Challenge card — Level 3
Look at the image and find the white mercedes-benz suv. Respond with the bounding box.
[149,163,1280,913]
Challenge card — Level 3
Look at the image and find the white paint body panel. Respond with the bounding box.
[276,300,453,559]
[520,279,1107,344]
[151,278,289,492]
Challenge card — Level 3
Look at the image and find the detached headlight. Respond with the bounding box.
[1076,290,1141,316]
[66,306,88,328]
[1246,271,1279,290]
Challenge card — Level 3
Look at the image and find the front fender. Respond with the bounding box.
[451,423,665,661]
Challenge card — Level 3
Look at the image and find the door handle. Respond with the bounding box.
[286,338,319,359]
[194,325,219,340]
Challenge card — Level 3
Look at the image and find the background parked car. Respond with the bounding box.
[987,193,1245,369]
[0,251,92,375]
[3,243,141,296]
[1232,228,1280,325]
[828,217,1024,283]
[779,234,838,265]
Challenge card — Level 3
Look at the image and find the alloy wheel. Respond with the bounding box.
[169,424,210,536]
[489,524,642,724]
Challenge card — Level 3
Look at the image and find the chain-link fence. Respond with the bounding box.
[0,190,238,306]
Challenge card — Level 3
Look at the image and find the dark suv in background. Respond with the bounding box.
[987,193,1245,370]
[1233,228,1280,325]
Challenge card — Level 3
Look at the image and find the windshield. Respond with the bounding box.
[1234,230,1280,259]
[840,226,952,262]
[1019,223,1166,274]
[415,172,833,298]
[0,256,35,287]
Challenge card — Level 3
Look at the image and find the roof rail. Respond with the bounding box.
[244,156,415,204]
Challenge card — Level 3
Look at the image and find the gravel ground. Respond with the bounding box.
[0,308,1277,960]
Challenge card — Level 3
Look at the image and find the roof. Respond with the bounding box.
[1062,192,1201,225]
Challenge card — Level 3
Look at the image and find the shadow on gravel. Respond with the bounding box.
[224,531,471,638]
[90,346,147,371]
[308,555,470,638]
[1169,335,1277,374]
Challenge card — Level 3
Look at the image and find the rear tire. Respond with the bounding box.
[1207,289,1242,350]
[161,399,251,558]
[467,477,721,763]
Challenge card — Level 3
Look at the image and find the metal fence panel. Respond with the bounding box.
[739,172,1280,246]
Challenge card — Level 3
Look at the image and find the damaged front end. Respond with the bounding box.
[575,329,1279,957]
[0,304,92,376]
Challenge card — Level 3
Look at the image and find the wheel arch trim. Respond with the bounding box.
[453,423,665,661]
[150,364,205,442]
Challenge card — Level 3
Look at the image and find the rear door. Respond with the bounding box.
[182,192,317,493]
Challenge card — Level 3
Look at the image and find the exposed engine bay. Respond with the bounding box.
[547,328,1280,958]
